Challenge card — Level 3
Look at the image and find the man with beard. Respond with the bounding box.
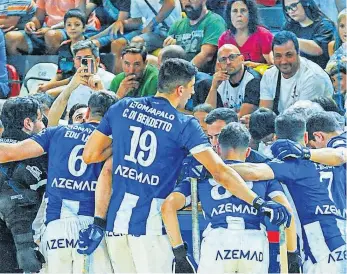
[110,44,159,99]
[259,31,333,114]
[204,44,262,116]
[0,97,47,273]
[164,0,226,74]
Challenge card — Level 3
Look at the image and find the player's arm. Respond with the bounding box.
[95,157,113,219]
[229,162,275,182]
[271,195,296,252]
[0,139,44,163]
[309,147,347,166]
[193,148,259,204]
[161,192,186,247]
[83,130,112,164]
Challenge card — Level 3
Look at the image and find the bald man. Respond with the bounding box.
[205,44,262,117]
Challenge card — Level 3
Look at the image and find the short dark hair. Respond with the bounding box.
[249,108,276,141]
[88,92,117,118]
[160,45,187,63]
[219,122,251,151]
[72,40,99,58]
[205,108,238,125]
[272,31,299,53]
[275,113,306,142]
[30,93,55,110]
[1,97,41,130]
[226,0,260,34]
[121,43,147,62]
[312,96,341,113]
[193,103,214,114]
[157,58,197,94]
[283,101,324,121]
[64,8,86,26]
[306,112,341,141]
[68,103,87,124]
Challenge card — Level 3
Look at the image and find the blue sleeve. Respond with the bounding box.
[266,159,299,185]
[174,179,192,208]
[180,117,210,154]
[97,107,112,136]
[30,127,56,152]
[265,179,285,200]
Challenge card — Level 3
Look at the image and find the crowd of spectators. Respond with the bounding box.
[0,0,346,272]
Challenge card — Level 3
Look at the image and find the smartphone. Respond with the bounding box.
[81,57,95,74]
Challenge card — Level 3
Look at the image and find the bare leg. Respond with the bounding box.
[44,30,64,55]
[5,31,29,55]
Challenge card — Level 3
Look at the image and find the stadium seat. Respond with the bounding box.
[6,64,21,97]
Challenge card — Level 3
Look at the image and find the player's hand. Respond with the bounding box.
[163,36,177,47]
[25,21,36,33]
[239,114,251,129]
[77,217,106,255]
[16,243,45,273]
[111,20,124,37]
[271,139,311,161]
[253,197,291,227]
[287,251,302,273]
[116,74,140,99]
[211,70,229,90]
[88,74,104,91]
[172,242,197,274]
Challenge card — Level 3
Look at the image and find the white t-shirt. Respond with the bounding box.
[67,67,115,111]
[260,57,334,113]
[131,0,182,28]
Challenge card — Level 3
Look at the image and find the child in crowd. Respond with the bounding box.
[328,9,347,63]
[37,9,86,96]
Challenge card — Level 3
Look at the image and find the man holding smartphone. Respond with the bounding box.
[204,44,262,117]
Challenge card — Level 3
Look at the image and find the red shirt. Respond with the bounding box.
[218,26,273,63]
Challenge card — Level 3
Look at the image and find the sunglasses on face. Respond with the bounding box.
[284,1,301,13]
[218,54,241,63]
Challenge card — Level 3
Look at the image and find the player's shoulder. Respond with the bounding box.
[327,132,347,148]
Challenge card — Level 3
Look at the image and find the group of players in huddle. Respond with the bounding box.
[0,58,345,273]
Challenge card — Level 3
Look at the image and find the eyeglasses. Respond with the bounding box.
[218,54,241,63]
[284,1,301,13]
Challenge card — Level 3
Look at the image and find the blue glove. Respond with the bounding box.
[77,217,106,255]
[172,242,197,274]
[253,196,291,227]
[271,139,311,161]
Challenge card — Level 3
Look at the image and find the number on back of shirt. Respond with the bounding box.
[68,145,87,176]
[124,126,157,167]
[319,171,334,203]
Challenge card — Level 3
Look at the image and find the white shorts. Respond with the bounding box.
[303,244,347,274]
[40,216,112,273]
[198,228,269,274]
[105,233,174,273]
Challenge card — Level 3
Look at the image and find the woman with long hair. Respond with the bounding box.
[281,0,335,68]
[218,0,274,67]
[328,9,347,58]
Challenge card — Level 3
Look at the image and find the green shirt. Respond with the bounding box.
[109,64,159,97]
[168,11,226,72]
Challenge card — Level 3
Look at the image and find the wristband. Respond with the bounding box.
[94,217,106,230]
[252,196,265,210]
[173,243,187,259]
[302,147,311,160]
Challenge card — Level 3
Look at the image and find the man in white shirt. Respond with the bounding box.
[260,31,334,114]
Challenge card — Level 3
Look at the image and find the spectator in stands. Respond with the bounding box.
[110,44,158,100]
[218,0,274,68]
[5,0,88,55]
[328,9,347,65]
[0,0,36,33]
[281,0,335,68]
[37,9,87,94]
[85,0,130,51]
[0,30,9,98]
[194,44,261,116]
[163,0,226,74]
[259,31,334,114]
[111,0,182,74]
[192,103,214,134]
[327,60,346,113]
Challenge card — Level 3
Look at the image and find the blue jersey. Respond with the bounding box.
[175,160,285,234]
[267,158,346,263]
[97,97,210,235]
[31,123,103,224]
[327,132,346,218]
